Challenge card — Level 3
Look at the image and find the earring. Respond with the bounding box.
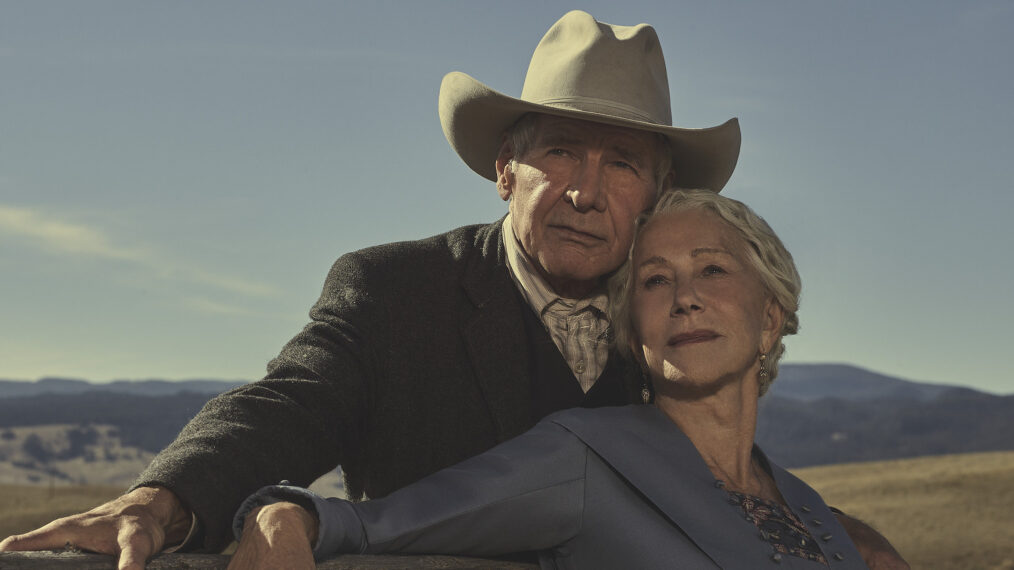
[758,353,769,379]
[639,369,651,404]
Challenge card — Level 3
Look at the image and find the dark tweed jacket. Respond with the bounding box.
[133,219,639,550]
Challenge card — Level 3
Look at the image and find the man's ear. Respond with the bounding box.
[660,168,675,192]
[495,139,515,201]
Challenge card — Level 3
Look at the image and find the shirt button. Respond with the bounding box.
[574,360,586,374]
[770,553,782,563]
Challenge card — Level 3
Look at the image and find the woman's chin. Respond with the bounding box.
[652,367,748,400]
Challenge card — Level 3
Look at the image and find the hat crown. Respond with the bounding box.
[520,10,672,126]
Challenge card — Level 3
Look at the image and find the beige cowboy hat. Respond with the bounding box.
[438,10,741,192]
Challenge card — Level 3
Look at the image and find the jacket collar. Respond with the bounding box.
[549,405,866,569]
[459,218,535,442]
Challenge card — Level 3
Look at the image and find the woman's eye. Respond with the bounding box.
[548,148,569,157]
[643,274,668,288]
[702,265,726,276]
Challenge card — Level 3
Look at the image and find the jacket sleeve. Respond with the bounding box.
[132,250,390,551]
[234,420,588,561]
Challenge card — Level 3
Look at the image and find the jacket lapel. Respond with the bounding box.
[460,220,534,442]
[764,450,868,568]
[551,406,840,569]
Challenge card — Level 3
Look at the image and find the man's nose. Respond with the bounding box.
[564,161,606,212]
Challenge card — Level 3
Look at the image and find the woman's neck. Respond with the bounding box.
[654,374,774,499]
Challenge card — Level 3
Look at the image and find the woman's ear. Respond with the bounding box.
[495,139,516,201]
[759,298,786,354]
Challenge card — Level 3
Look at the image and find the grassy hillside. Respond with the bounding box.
[794,451,1014,570]
[2,452,1010,569]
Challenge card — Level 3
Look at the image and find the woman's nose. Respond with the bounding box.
[670,282,703,315]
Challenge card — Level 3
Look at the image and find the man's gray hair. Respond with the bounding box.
[608,188,801,396]
[503,113,672,195]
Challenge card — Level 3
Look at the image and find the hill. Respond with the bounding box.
[0,377,245,398]
[767,363,961,402]
[756,387,1014,467]
[0,364,1012,485]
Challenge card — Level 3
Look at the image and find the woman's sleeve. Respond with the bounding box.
[235,420,589,561]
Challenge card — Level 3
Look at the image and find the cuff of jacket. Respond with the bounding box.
[232,484,365,561]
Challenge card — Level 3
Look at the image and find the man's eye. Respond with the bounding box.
[613,161,636,172]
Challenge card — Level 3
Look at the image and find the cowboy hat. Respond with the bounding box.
[438,10,741,192]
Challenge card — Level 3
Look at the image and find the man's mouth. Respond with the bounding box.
[667,330,720,347]
[549,224,604,243]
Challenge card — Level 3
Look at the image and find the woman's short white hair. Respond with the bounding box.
[608,188,801,396]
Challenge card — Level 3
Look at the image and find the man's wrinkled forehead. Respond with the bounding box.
[531,114,661,166]
[535,114,661,151]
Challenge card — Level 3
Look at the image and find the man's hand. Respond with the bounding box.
[228,501,318,570]
[835,512,910,570]
[0,486,191,570]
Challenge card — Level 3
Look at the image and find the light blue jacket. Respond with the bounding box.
[235,405,866,569]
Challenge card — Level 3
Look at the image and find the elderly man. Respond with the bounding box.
[1,11,905,569]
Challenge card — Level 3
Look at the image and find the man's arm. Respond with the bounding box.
[129,250,388,550]
[4,250,392,562]
[835,512,910,570]
[0,486,191,570]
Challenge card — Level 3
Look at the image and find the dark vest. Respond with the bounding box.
[519,299,639,421]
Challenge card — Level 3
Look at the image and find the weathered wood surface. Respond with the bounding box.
[0,551,538,569]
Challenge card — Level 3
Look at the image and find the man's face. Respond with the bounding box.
[497,115,661,298]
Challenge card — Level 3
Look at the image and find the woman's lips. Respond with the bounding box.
[668,330,720,347]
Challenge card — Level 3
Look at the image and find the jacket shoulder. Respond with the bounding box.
[314,220,504,303]
[341,221,501,269]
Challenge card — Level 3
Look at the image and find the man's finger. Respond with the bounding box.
[115,521,158,570]
[0,524,76,552]
[117,544,150,570]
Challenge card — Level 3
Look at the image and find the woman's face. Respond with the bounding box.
[629,208,783,393]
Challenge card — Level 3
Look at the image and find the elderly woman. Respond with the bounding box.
[229,189,868,569]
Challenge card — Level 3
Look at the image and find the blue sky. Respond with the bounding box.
[2,1,1011,394]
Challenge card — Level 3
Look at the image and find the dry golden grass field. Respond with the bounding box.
[794,451,1014,570]
[0,483,122,542]
[1,451,1011,569]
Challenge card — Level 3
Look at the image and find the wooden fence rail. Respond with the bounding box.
[0,552,538,569]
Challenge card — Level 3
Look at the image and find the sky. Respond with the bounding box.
[1,1,1011,395]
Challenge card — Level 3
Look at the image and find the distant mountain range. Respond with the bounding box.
[0,364,1011,485]
[758,365,1013,467]
[0,377,246,398]
[766,363,962,402]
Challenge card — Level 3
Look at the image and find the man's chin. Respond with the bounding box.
[538,260,617,296]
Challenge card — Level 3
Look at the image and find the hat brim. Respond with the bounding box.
[439,71,742,192]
